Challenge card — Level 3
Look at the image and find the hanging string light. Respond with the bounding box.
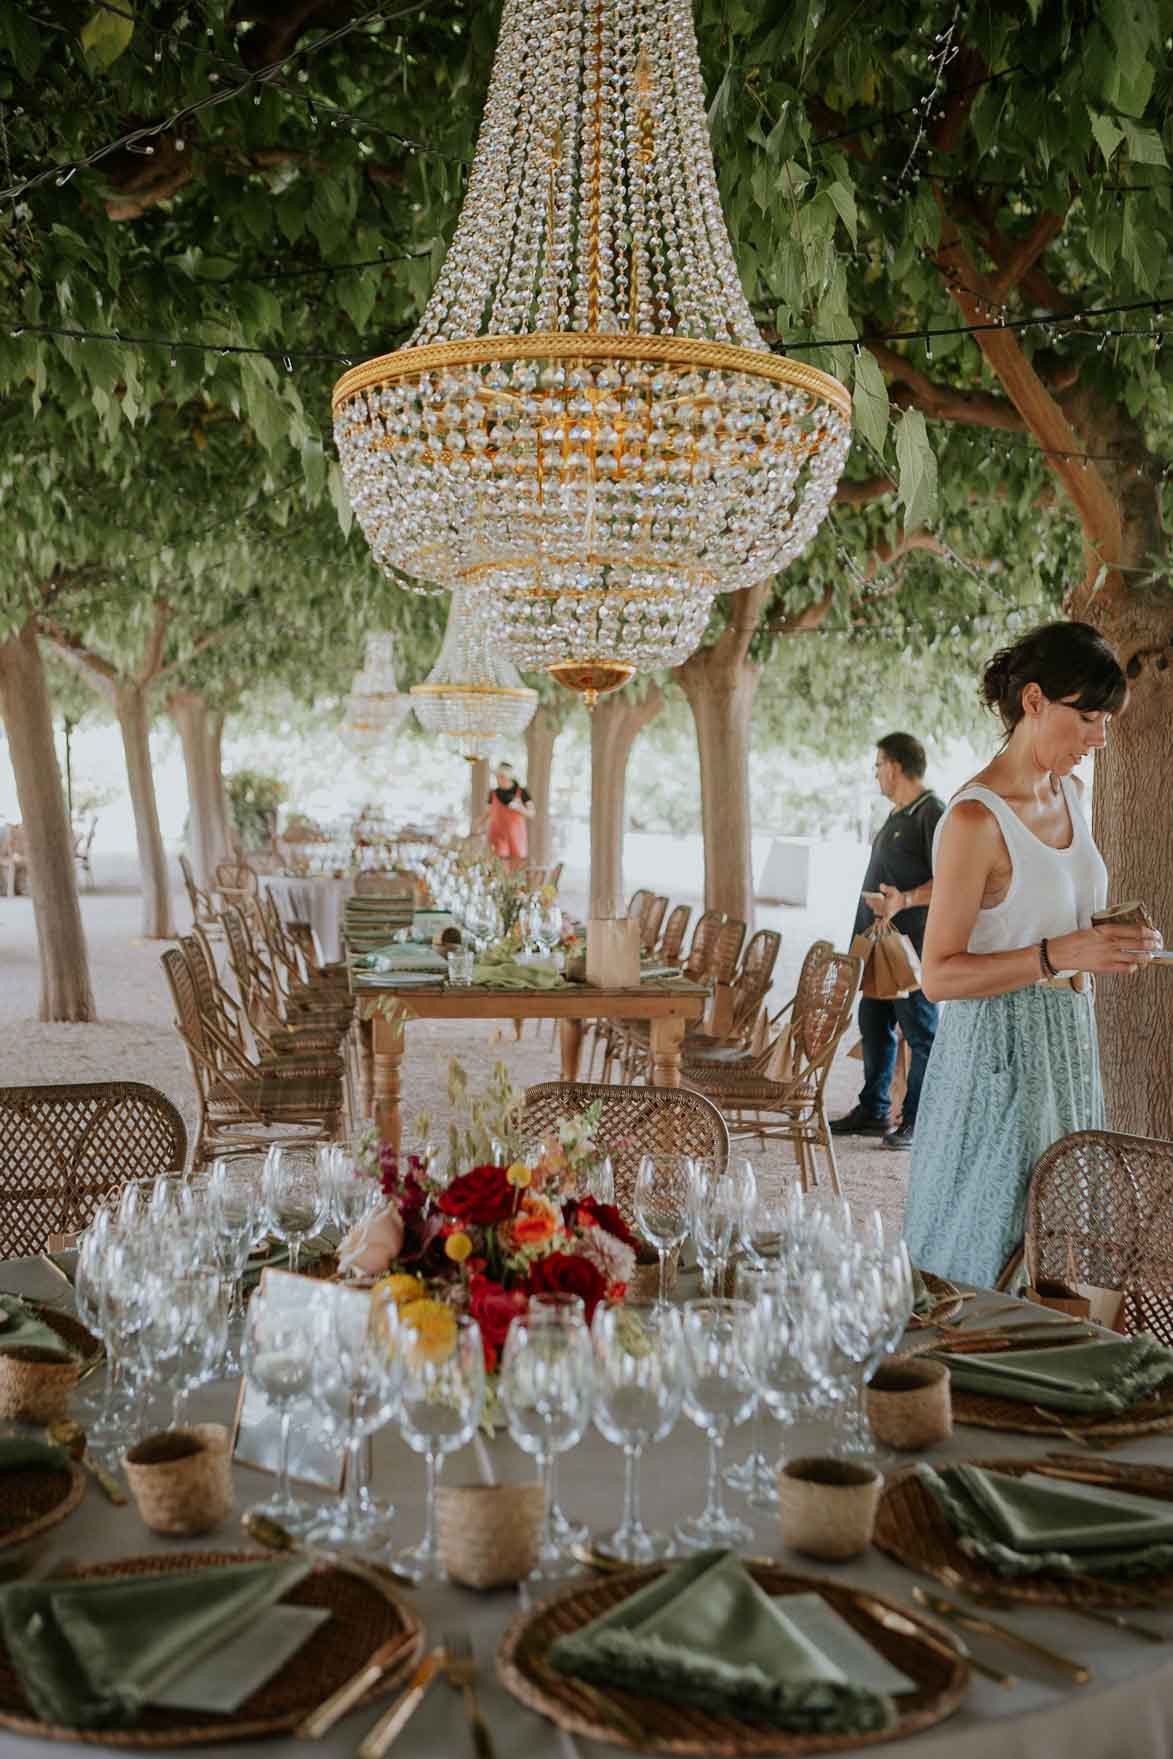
[339,631,409,753]
[332,0,851,703]
[410,591,537,757]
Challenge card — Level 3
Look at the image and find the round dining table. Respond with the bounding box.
[3,1255,1173,1759]
[258,875,355,964]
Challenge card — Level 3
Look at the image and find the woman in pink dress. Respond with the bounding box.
[479,764,534,865]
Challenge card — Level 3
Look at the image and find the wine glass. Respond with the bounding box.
[74,1221,133,1451]
[526,1293,590,1550]
[499,1313,593,1579]
[169,1272,231,1428]
[825,1253,889,1458]
[241,1283,321,1526]
[207,1155,264,1372]
[536,903,562,961]
[262,1145,328,1274]
[592,1302,684,1560]
[395,1312,485,1583]
[686,1158,756,1296]
[308,1287,402,1548]
[633,1155,690,1304]
[723,1259,779,1505]
[585,1155,615,1206]
[751,1268,834,1478]
[675,1298,757,1550]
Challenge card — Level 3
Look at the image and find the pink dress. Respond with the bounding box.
[486,788,529,861]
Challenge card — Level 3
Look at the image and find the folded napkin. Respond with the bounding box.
[0,1439,69,1473]
[361,945,449,974]
[918,1463,1173,1581]
[0,1296,77,1360]
[0,1557,311,1728]
[548,1550,895,1733]
[639,964,682,981]
[938,1332,1173,1414]
[471,959,568,990]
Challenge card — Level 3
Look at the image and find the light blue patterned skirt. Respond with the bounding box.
[902,986,1104,1288]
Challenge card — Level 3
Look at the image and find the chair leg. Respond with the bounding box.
[795,1130,816,1195]
[818,1111,843,1198]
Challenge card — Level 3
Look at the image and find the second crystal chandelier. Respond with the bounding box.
[333,0,851,702]
[411,592,537,757]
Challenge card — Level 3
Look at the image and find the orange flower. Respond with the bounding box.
[510,1194,559,1248]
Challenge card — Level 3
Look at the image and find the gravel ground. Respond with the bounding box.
[0,884,909,1226]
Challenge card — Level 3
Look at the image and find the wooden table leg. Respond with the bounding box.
[649,1015,684,1089]
[559,1017,585,1082]
[371,1013,404,1154]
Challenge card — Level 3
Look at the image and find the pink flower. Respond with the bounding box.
[338,1203,405,1276]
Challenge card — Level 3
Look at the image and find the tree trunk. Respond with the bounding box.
[1091,604,1173,1140]
[208,711,234,860]
[524,706,562,869]
[589,685,663,916]
[467,757,490,837]
[115,682,174,939]
[169,689,230,887]
[0,623,96,1021]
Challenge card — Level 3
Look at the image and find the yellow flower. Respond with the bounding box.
[506,1161,533,1190]
[400,1297,458,1365]
[444,1230,473,1264]
[539,882,557,903]
[375,1272,425,1307]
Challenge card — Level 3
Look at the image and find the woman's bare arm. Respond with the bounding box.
[920,802,1044,1002]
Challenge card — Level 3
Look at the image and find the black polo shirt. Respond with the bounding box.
[852,789,945,956]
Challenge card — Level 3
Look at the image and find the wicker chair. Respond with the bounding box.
[684,941,863,1195]
[0,824,28,897]
[521,1081,729,1229]
[625,888,652,925]
[213,858,260,918]
[682,909,725,979]
[162,948,342,1170]
[178,853,224,941]
[640,894,668,954]
[1024,1130,1173,1346]
[657,904,692,964]
[184,931,343,1069]
[684,929,781,1065]
[0,1083,187,1258]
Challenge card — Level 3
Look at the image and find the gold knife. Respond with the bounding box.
[357,1649,443,1759]
[294,1635,414,1740]
[911,1587,1091,1683]
[853,1594,1016,1688]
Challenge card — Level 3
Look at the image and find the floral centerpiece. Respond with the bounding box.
[338,1062,636,1377]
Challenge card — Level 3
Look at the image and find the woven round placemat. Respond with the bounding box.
[951,1374,1173,1439]
[0,1460,85,1552]
[875,1457,1173,1610]
[910,1272,963,1328]
[0,1550,423,1747]
[497,1561,968,1755]
[36,1307,102,1369]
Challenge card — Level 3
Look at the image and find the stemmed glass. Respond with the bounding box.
[675,1298,757,1550]
[500,1311,593,1579]
[74,1219,134,1452]
[309,1287,402,1548]
[825,1253,889,1458]
[262,1146,328,1274]
[320,1144,384,1236]
[241,1283,322,1527]
[686,1158,756,1295]
[396,1312,485,1583]
[633,1155,690,1304]
[724,1259,779,1504]
[527,1293,590,1550]
[584,1155,615,1205]
[169,1272,231,1427]
[751,1268,835,1477]
[207,1156,264,1373]
[592,1302,684,1561]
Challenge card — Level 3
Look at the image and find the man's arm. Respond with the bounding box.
[862,879,932,920]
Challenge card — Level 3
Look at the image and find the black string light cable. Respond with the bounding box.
[0,0,440,205]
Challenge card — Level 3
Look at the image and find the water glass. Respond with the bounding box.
[446,948,475,986]
[396,1312,485,1583]
[633,1155,690,1303]
[526,1294,590,1549]
[241,1285,320,1526]
[592,1302,684,1560]
[309,1287,402,1548]
[262,1145,328,1273]
[500,1314,593,1578]
[675,1298,757,1550]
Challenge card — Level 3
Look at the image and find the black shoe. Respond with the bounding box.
[829,1106,889,1138]
[882,1123,915,1150]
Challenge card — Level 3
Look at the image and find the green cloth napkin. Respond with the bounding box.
[0,1439,69,1472]
[471,959,568,990]
[937,1332,1173,1414]
[0,1557,311,1729]
[918,1463,1173,1582]
[547,1550,894,1734]
[361,945,449,973]
[0,1296,77,1360]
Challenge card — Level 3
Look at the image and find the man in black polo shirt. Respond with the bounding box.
[830,732,945,1151]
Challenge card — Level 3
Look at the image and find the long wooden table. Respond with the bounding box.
[351,979,709,1151]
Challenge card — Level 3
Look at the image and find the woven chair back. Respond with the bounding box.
[683,909,724,978]
[0,1082,188,1259]
[179,934,242,1066]
[221,904,262,1014]
[731,929,781,1038]
[791,942,863,1079]
[708,918,746,984]
[286,918,322,975]
[214,860,259,896]
[178,852,199,912]
[625,888,652,925]
[1025,1130,1173,1346]
[640,895,668,953]
[353,869,414,897]
[658,904,692,964]
[521,1081,729,1229]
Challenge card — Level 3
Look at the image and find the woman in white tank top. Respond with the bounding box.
[902,623,1162,1287]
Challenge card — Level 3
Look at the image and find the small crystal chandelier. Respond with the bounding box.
[333,0,851,702]
[339,631,409,752]
[411,591,537,757]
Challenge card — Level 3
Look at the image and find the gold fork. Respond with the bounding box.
[441,1630,495,1759]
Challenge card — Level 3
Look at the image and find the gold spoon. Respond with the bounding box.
[46,1420,127,1505]
[242,1511,413,1593]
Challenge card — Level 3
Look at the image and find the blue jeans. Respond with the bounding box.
[857,991,940,1128]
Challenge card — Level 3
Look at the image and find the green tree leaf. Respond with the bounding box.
[895,409,938,533]
[80,4,134,68]
[1089,110,1124,165]
[852,348,889,457]
[825,179,857,247]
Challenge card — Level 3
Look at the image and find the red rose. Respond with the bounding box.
[527,1251,607,1321]
[570,1195,640,1251]
[439,1164,516,1228]
[468,1274,528,1372]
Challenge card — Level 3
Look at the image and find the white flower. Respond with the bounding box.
[575,1227,636,1290]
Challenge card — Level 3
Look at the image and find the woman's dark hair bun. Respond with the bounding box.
[979,621,1126,733]
[980,648,1015,714]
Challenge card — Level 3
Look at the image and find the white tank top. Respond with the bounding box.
[933,777,1107,968]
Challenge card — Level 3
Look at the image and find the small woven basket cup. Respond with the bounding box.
[867,1359,952,1451]
[628,1246,679,1303]
[436,1482,544,1588]
[777,1456,881,1561]
[0,1344,79,1425]
[124,1423,234,1537]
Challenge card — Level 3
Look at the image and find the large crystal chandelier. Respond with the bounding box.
[339,631,409,753]
[411,591,537,758]
[332,0,851,704]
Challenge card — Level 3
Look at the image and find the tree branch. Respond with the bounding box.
[834,475,893,506]
[870,341,1026,431]
[39,620,119,701]
[137,601,170,686]
[768,585,835,635]
[987,207,1070,300]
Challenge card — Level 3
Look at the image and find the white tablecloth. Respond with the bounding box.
[3,1258,1173,1759]
[259,875,355,963]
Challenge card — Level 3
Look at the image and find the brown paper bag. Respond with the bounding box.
[586,916,641,988]
[849,922,923,999]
